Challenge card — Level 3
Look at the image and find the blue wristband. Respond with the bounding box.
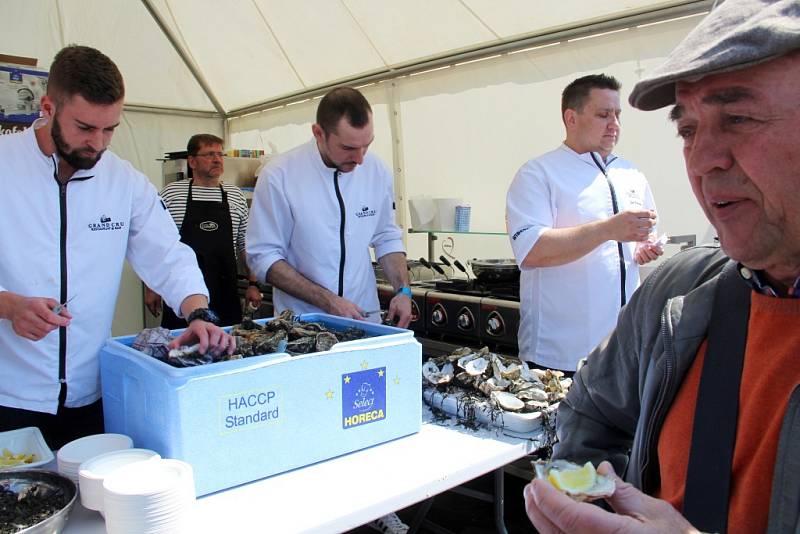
[396,286,412,298]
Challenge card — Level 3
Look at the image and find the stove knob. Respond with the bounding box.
[457,308,474,331]
[431,304,447,326]
[410,301,421,323]
[486,311,505,337]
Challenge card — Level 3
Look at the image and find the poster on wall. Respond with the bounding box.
[0,63,48,136]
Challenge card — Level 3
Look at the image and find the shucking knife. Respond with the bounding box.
[51,295,76,315]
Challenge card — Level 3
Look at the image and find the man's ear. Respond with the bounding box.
[40,95,56,121]
[563,108,576,127]
[311,123,325,142]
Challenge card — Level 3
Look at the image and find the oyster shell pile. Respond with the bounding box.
[231,309,367,357]
[533,460,615,502]
[422,347,571,413]
[150,309,370,367]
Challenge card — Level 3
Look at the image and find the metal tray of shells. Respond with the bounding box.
[422,347,571,433]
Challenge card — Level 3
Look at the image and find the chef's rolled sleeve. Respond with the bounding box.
[506,162,553,269]
[372,174,405,259]
[246,167,292,281]
[126,176,208,316]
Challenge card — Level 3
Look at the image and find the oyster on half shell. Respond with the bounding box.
[533,460,615,502]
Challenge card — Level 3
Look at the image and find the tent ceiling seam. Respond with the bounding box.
[341,0,389,67]
[228,0,712,119]
[140,0,227,116]
[252,0,306,89]
[123,103,221,119]
[458,0,501,40]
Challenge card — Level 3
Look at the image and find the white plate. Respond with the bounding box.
[423,388,555,433]
[0,426,54,470]
[57,433,133,468]
[79,448,161,512]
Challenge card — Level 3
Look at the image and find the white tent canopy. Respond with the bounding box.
[7,0,708,115]
[3,0,714,334]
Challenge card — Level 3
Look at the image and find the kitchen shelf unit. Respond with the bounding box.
[408,228,507,263]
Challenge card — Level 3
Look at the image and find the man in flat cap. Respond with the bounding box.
[524,0,800,532]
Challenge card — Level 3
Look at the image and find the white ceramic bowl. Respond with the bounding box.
[0,426,54,471]
[78,448,161,512]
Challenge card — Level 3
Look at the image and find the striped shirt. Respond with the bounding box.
[159,179,249,257]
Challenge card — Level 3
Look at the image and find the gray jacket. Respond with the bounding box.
[553,246,800,533]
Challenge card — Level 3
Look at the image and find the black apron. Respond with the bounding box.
[161,181,242,329]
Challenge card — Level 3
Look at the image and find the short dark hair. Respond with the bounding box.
[561,74,621,115]
[187,134,224,156]
[47,45,124,106]
[316,87,372,135]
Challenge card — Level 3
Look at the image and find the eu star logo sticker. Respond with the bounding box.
[342,366,386,429]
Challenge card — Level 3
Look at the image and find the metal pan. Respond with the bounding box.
[468,259,520,283]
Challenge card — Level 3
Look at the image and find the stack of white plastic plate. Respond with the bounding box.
[78,448,161,513]
[57,433,133,485]
[103,458,196,534]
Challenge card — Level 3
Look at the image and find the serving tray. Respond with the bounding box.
[423,387,556,434]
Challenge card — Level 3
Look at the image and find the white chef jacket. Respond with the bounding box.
[247,140,405,317]
[0,122,208,413]
[506,144,657,371]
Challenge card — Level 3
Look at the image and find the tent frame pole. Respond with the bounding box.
[140,0,228,118]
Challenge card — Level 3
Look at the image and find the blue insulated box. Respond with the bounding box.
[100,314,422,496]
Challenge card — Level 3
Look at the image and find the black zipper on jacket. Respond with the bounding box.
[56,169,68,406]
[51,157,93,407]
[639,302,678,492]
[590,152,626,307]
[333,170,346,297]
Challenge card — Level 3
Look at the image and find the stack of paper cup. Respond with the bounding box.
[455,205,471,232]
[103,458,196,533]
[57,433,133,486]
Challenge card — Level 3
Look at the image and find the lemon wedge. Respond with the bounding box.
[547,461,597,493]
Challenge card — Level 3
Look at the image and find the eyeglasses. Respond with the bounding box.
[194,151,225,159]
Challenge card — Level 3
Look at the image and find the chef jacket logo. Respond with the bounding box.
[342,367,386,429]
[199,221,219,232]
[88,214,125,231]
[626,188,643,209]
[511,227,530,241]
[355,205,376,218]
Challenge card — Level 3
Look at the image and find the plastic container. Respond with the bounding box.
[455,205,471,232]
[100,313,422,496]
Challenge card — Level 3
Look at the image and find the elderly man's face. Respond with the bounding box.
[673,53,800,280]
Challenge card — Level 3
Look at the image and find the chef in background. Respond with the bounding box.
[506,74,663,374]
[246,84,413,534]
[0,45,234,449]
[144,134,262,328]
[247,87,412,329]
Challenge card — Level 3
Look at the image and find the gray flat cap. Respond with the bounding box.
[629,0,800,110]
